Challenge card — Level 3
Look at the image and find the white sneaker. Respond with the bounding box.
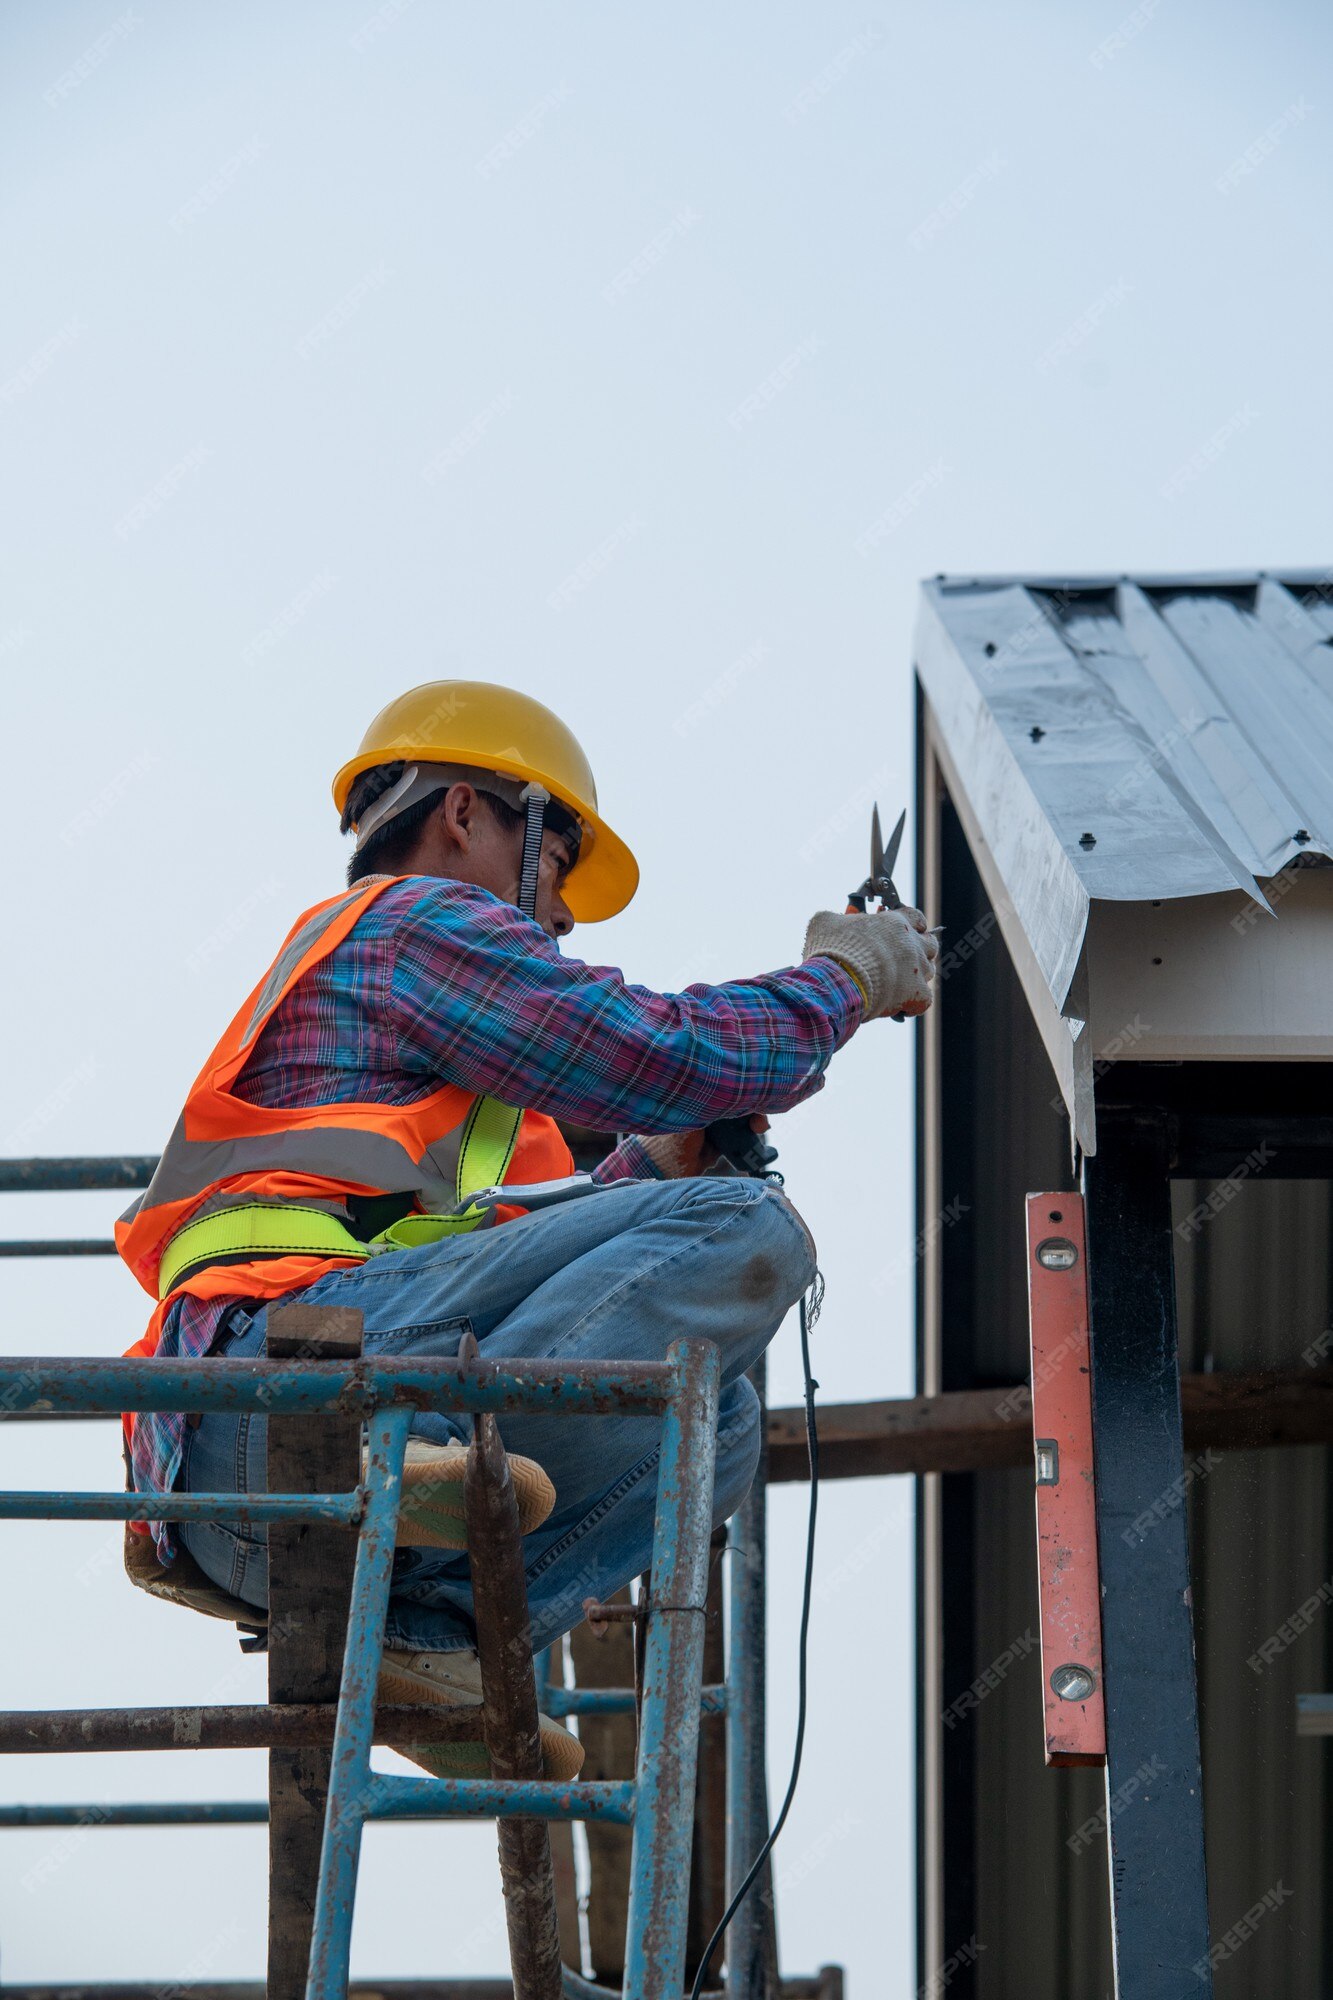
[379,1646,584,1781]
[367,1438,556,1549]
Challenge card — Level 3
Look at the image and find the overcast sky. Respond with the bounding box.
[2,1,1329,1989]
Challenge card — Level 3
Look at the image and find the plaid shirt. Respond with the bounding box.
[135,875,862,1555]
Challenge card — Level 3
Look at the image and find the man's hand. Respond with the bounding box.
[803,905,939,1019]
[638,1114,771,1179]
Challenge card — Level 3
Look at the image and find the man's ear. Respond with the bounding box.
[440,782,476,853]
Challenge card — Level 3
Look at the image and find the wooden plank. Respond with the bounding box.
[764,1365,1333,1481]
[266,1303,364,2000]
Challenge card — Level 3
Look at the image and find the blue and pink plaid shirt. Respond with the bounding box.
[134,874,862,1557]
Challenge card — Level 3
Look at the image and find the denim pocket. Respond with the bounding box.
[369,1315,474,1361]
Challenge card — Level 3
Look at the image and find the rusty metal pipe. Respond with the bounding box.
[464,1389,564,2000]
[0,1704,484,1754]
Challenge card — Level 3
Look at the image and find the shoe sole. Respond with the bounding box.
[379,1662,584,1782]
[394,1448,556,1549]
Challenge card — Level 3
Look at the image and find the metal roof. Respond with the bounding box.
[916,568,1333,992]
[912,572,1333,1152]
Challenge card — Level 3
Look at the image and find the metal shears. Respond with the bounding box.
[847,803,905,914]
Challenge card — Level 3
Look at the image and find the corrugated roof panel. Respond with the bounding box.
[916,570,1333,1144]
[920,572,1333,912]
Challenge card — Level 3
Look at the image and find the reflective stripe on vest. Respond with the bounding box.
[115,874,574,1302]
[153,1095,527,1298]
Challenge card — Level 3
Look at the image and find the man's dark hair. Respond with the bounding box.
[344,763,524,885]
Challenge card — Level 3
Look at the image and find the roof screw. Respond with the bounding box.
[1079,832,1096,849]
[1295,829,1311,844]
[983,641,997,657]
[1030,725,1045,742]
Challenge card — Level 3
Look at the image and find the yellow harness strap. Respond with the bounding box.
[156,1096,525,1300]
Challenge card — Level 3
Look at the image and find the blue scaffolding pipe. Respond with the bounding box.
[0,1337,739,2000]
[0,1355,674,1420]
[542,1685,727,1718]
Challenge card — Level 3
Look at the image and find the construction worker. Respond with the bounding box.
[117,682,938,1778]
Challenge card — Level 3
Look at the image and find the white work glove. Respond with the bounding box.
[803,906,939,1019]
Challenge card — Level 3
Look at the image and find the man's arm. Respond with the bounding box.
[388,880,865,1145]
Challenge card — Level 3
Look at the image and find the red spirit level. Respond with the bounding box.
[1025,1192,1106,1767]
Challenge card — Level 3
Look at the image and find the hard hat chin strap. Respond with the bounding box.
[518,783,549,921]
[348,759,561,922]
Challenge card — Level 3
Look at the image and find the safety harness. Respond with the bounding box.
[152,1091,526,1298]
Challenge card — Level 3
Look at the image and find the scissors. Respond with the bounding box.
[847,803,905,914]
[710,806,916,1165]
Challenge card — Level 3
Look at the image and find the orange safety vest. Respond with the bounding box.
[117,874,573,1454]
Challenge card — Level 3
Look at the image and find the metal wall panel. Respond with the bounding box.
[1176,1177,1333,1996]
[919,778,1333,1996]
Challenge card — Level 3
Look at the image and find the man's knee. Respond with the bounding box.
[676,1177,816,1309]
[713,1377,762,1524]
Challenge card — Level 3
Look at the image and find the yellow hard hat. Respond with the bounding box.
[332,680,639,921]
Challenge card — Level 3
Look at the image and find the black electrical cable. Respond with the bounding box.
[688,1272,822,2000]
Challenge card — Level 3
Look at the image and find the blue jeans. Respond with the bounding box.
[179,1175,815,1654]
